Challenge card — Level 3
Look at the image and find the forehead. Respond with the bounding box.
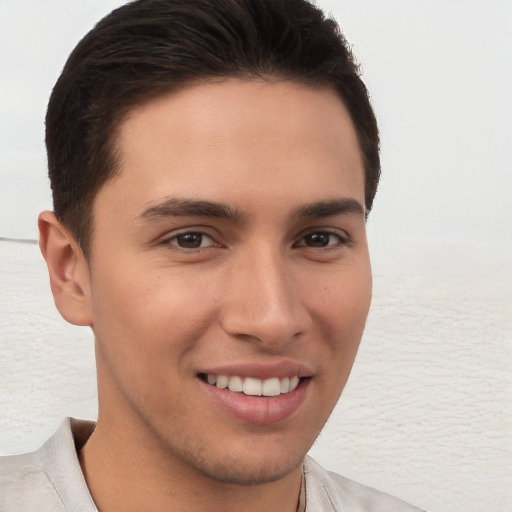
[98,79,364,217]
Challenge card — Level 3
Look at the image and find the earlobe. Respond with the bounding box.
[38,211,93,326]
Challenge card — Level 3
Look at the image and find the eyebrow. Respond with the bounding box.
[136,196,365,224]
[292,198,366,219]
[137,197,242,222]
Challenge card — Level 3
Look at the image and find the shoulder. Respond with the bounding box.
[303,456,427,512]
[0,418,96,512]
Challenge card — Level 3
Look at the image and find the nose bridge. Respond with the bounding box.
[220,244,308,345]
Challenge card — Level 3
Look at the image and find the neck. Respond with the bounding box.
[78,417,303,512]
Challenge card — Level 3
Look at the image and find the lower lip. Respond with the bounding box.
[199,378,309,425]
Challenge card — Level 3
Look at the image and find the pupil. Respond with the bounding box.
[177,233,202,248]
[306,232,329,247]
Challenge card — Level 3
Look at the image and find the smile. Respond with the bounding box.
[202,374,300,397]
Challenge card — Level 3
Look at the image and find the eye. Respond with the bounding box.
[295,230,346,248]
[167,232,216,249]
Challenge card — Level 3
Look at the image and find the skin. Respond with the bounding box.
[39,79,372,512]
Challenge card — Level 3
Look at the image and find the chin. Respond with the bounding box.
[192,451,305,486]
[162,430,310,486]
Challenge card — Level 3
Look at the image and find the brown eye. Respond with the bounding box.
[305,232,331,247]
[169,232,215,249]
[295,231,346,248]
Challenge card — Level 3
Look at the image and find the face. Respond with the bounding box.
[84,79,371,484]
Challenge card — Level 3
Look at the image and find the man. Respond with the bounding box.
[0,1,425,510]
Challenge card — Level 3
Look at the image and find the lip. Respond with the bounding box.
[199,376,310,425]
[197,361,313,380]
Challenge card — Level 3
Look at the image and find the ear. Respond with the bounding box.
[38,211,93,326]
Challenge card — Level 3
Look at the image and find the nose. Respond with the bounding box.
[219,248,311,348]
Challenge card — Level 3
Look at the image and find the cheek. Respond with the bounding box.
[311,263,372,338]
[300,265,371,431]
[89,261,219,361]
[310,271,371,401]
[308,262,371,391]
[89,265,220,410]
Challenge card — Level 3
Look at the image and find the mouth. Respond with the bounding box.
[199,373,301,397]
[197,367,311,424]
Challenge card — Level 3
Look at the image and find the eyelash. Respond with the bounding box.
[161,228,350,252]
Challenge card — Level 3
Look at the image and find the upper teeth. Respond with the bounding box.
[206,375,300,396]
